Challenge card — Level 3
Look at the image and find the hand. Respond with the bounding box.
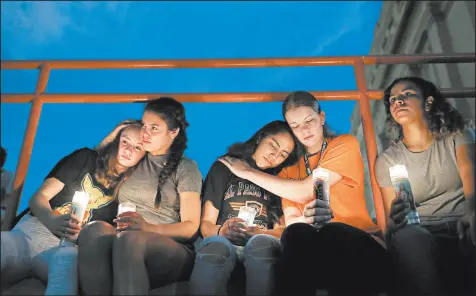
[116,119,138,130]
[302,199,333,230]
[219,217,249,246]
[457,211,475,246]
[218,157,253,179]
[45,213,82,241]
[114,212,150,232]
[385,196,410,237]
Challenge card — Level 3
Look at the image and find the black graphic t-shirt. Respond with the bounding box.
[45,148,118,225]
[203,161,283,230]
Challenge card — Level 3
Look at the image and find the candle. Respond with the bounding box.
[389,165,420,225]
[70,191,89,222]
[312,168,330,206]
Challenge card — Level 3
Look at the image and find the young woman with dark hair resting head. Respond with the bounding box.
[188,120,299,296]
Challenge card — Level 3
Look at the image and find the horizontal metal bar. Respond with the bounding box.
[1,88,474,103]
[1,53,474,70]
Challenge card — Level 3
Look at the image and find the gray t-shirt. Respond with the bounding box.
[118,154,202,225]
[375,128,475,226]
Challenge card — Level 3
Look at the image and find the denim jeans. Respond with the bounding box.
[189,234,281,295]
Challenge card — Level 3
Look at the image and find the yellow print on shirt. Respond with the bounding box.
[54,173,114,225]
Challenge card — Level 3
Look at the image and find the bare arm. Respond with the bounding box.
[200,200,222,238]
[145,191,201,243]
[29,178,65,225]
[283,205,306,226]
[456,143,475,208]
[29,178,81,238]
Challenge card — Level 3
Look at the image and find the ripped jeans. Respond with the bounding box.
[189,234,281,295]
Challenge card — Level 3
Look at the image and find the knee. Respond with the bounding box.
[244,234,280,261]
[196,235,235,266]
[78,221,116,246]
[281,223,315,247]
[113,231,144,258]
[391,225,435,251]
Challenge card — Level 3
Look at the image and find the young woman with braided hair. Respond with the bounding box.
[77,97,202,295]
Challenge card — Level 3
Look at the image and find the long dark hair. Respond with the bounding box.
[282,91,337,139]
[95,121,143,198]
[383,76,472,142]
[145,97,189,207]
[224,120,300,176]
[225,120,299,227]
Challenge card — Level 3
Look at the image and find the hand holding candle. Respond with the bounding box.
[389,165,420,225]
[59,191,89,247]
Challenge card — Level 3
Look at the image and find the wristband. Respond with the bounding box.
[217,225,224,235]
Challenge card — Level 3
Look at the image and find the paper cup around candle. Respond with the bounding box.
[238,206,257,227]
[118,202,136,216]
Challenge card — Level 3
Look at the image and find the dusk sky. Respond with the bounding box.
[1,1,383,212]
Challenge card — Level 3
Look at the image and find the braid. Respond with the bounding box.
[154,115,189,207]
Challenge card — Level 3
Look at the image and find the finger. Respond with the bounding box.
[456,219,466,240]
[303,207,332,218]
[390,196,405,208]
[230,217,246,224]
[66,221,82,230]
[61,226,80,234]
[395,218,408,230]
[391,208,411,223]
[313,215,332,224]
[69,214,82,224]
[218,158,232,168]
[305,199,330,210]
[390,201,409,214]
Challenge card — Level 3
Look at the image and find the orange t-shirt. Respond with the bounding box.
[278,134,378,232]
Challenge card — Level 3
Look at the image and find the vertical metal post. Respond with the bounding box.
[2,64,50,230]
[353,60,386,232]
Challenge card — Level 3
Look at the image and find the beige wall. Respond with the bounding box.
[350,1,475,220]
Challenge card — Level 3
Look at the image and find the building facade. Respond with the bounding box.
[350,1,475,220]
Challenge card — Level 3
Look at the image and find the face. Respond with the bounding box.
[285,106,325,148]
[141,111,179,155]
[388,81,432,125]
[117,126,146,168]
[252,132,294,170]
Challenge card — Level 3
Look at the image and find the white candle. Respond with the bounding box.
[70,191,89,222]
[389,165,409,180]
[312,168,330,206]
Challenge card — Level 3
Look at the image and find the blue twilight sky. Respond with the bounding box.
[1,1,383,212]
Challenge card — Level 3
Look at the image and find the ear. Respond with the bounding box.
[425,96,434,112]
[170,127,180,139]
[320,111,326,125]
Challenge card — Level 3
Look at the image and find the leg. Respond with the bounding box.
[77,221,117,296]
[389,225,440,296]
[317,222,391,296]
[242,234,281,296]
[0,231,34,287]
[189,235,237,295]
[278,223,320,296]
[112,231,195,295]
[44,246,78,296]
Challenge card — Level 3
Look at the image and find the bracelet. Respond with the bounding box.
[217,225,224,235]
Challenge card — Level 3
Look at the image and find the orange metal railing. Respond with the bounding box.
[1,52,475,232]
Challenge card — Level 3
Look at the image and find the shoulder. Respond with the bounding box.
[208,160,231,175]
[176,156,202,177]
[375,143,402,171]
[69,147,97,160]
[452,127,475,147]
[328,134,360,151]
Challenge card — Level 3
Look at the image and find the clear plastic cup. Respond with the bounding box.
[237,206,257,227]
[118,202,136,216]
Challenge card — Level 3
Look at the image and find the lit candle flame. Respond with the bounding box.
[389,165,409,179]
